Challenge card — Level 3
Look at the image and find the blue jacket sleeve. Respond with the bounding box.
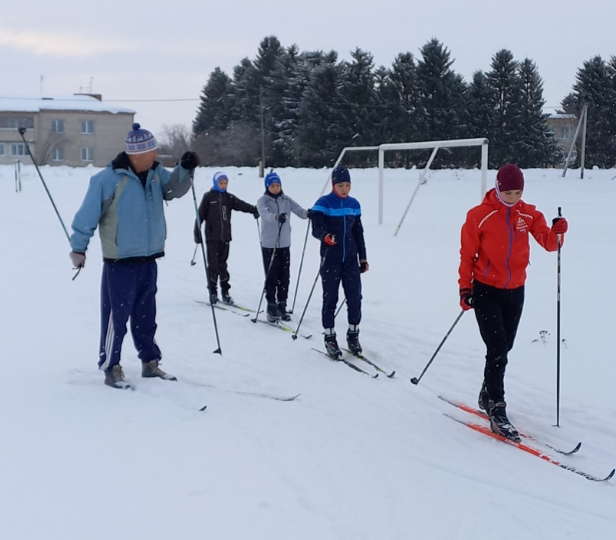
[70,174,109,252]
[160,163,192,200]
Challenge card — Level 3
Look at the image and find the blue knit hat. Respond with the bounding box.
[213,171,228,192]
[125,123,158,155]
[332,165,351,185]
[265,172,281,189]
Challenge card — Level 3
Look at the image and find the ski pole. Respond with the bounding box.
[252,223,283,324]
[292,252,327,341]
[190,244,198,266]
[18,127,71,244]
[555,206,563,427]
[290,218,311,314]
[191,177,222,355]
[410,310,465,385]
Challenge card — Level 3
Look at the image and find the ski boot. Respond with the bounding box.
[478,382,489,412]
[488,401,520,442]
[346,325,362,355]
[142,359,177,381]
[267,302,281,323]
[324,329,342,359]
[222,292,234,305]
[210,293,219,305]
[104,364,131,390]
[277,302,291,322]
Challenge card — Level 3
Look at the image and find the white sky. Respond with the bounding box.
[1,0,614,137]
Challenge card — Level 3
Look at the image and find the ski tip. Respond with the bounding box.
[373,373,379,379]
[198,405,208,412]
[605,469,615,481]
[387,371,396,378]
[303,334,313,340]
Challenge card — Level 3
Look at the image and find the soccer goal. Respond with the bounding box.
[320,138,489,235]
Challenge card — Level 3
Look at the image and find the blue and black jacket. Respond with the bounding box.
[311,191,367,263]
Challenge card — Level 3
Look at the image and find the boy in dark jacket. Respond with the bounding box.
[311,165,369,358]
[194,171,259,304]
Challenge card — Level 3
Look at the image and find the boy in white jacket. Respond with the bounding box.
[256,172,310,322]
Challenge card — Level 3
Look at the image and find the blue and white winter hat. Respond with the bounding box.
[125,123,158,155]
[265,172,281,189]
[212,171,228,192]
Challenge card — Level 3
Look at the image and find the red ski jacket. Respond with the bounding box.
[458,189,563,290]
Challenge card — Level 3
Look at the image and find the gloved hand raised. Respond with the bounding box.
[277,213,287,224]
[460,288,473,311]
[70,251,86,269]
[180,151,200,170]
[551,217,568,235]
[323,234,336,246]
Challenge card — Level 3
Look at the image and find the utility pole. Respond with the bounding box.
[580,104,588,179]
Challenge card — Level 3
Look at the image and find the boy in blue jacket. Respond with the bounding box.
[69,123,199,389]
[311,165,369,358]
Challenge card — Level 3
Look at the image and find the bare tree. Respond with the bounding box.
[157,124,192,165]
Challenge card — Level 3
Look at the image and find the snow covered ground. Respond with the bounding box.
[1,162,615,539]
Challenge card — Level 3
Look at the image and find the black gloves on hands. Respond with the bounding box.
[306,208,313,219]
[180,151,200,170]
[277,213,287,224]
[253,208,260,219]
[194,228,203,244]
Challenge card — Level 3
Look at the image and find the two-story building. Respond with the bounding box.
[0,94,135,167]
[546,113,578,165]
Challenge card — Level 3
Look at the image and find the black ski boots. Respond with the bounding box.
[267,302,281,323]
[346,325,362,355]
[324,329,342,359]
[488,401,520,442]
[478,382,490,412]
[277,302,291,322]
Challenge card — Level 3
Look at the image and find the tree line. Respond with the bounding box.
[181,36,615,169]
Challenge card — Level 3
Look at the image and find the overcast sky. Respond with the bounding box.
[1,0,614,138]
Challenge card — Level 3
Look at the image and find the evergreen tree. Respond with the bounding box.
[572,55,616,167]
[297,52,344,167]
[515,59,559,167]
[465,71,496,167]
[416,39,467,165]
[485,49,522,167]
[193,68,233,134]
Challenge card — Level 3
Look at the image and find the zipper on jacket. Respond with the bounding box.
[342,198,346,261]
[504,208,513,288]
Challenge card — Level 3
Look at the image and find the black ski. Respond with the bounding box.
[311,348,378,378]
[342,349,395,378]
[254,318,312,339]
[439,396,582,456]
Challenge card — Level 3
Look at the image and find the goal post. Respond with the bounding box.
[321,138,489,232]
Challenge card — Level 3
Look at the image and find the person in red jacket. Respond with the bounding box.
[458,164,568,441]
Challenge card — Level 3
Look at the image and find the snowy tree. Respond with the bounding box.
[193,68,232,135]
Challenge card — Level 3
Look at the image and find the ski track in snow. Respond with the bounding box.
[1,164,615,539]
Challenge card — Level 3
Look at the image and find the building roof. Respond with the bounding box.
[0,95,135,115]
[547,113,577,119]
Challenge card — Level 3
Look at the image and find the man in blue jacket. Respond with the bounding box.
[69,123,199,389]
[311,165,369,358]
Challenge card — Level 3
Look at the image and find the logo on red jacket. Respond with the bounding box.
[516,217,528,233]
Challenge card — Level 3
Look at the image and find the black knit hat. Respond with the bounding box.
[332,165,351,185]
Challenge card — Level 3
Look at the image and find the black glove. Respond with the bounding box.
[306,208,313,219]
[180,151,200,170]
[277,213,287,224]
[460,288,474,311]
[253,209,260,219]
[194,228,203,244]
[360,260,369,273]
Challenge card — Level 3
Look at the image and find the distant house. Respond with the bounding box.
[0,94,135,167]
[546,113,578,164]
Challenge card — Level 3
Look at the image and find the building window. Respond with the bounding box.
[81,147,94,162]
[81,120,94,134]
[0,143,4,155]
[561,126,574,139]
[0,116,34,129]
[52,147,64,161]
[51,120,64,133]
[11,143,26,156]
